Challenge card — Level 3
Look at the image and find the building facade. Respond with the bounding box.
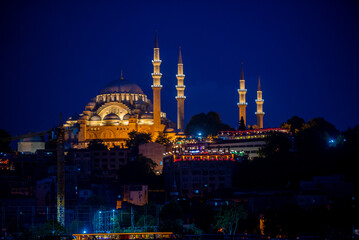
[164,151,238,199]
[64,35,177,149]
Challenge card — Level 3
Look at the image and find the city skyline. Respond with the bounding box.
[1,1,358,136]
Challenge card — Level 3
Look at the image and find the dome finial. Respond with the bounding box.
[120,70,124,80]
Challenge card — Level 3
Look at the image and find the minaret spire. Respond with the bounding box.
[255,75,265,129]
[154,32,159,48]
[120,70,124,80]
[237,63,248,128]
[257,75,261,91]
[240,63,244,80]
[176,46,186,132]
[178,46,183,64]
[151,32,163,130]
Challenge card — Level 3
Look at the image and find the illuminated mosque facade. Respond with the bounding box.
[64,34,185,148]
[64,34,264,149]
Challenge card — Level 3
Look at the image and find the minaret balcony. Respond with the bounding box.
[255,99,264,102]
[151,73,163,76]
[152,60,162,63]
[176,85,186,89]
[237,89,247,92]
[151,84,163,88]
[255,112,265,115]
[237,102,248,106]
[176,74,185,77]
[176,96,186,99]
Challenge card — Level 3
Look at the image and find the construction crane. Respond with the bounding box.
[0,116,66,227]
[56,115,65,226]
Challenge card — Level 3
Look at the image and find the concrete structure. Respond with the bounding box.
[237,64,248,127]
[123,185,148,206]
[255,76,265,129]
[176,47,186,132]
[138,142,167,175]
[17,136,45,154]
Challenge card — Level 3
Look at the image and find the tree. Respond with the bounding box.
[215,203,247,235]
[87,139,107,150]
[296,117,339,155]
[159,200,184,233]
[126,131,152,149]
[29,220,66,238]
[280,116,305,134]
[259,131,292,159]
[0,129,12,153]
[118,155,157,184]
[185,111,233,137]
[155,132,171,145]
[238,117,246,130]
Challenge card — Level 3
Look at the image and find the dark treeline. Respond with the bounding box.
[235,116,359,189]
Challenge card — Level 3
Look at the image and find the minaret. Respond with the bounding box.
[176,47,186,132]
[255,75,265,128]
[152,33,163,128]
[237,64,248,127]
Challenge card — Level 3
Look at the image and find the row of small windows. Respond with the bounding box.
[183,176,227,182]
[97,94,147,103]
[93,152,125,156]
[214,144,264,148]
[182,170,227,175]
[94,163,117,169]
[182,183,225,191]
[93,158,126,163]
[89,128,130,131]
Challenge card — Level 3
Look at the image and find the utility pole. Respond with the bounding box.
[57,113,65,226]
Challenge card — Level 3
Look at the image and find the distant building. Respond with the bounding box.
[300,175,353,200]
[69,147,131,179]
[215,128,289,159]
[163,152,238,199]
[172,128,289,160]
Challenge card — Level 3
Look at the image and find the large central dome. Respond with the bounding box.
[100,79,144,94]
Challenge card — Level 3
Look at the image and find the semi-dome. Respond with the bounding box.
[140,113,153,119]
[104,113,120,120]
[100,79,144,95]
[90,114,101,121]
[123,113,131,120]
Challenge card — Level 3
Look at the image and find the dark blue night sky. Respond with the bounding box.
[1,0,358,136]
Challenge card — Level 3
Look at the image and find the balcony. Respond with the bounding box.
[237,102,248,106]
[151,73,162,76]
[176,74,185,77]
[151,85,163,88]
[176,96,186,99]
